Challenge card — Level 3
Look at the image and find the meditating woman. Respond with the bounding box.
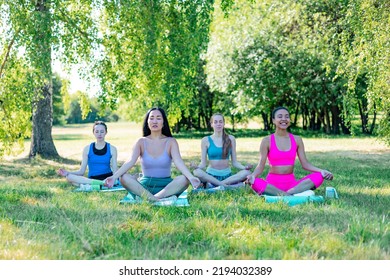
[193,113,252,190]
[104,107,200,202]
[247,106,333,196]
[57,121,118,188]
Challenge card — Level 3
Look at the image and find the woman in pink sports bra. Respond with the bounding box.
[247,106,333,196]
[104,107,200,202]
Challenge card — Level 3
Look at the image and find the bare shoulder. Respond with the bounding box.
[110,144,117,151]
[201,136,209,144]
[134,137,146,148]
[228,134,236,141]
[293,134,304,144]
[262,135,270,144]
[82,144,90,153]
[168,137,178,145]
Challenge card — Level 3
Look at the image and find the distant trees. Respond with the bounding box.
[1,0,389,160]
[206,0,389,142]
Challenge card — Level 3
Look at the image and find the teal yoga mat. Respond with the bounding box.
[262,195,324,206]
[119,190,190,207]
[74,184,126,192]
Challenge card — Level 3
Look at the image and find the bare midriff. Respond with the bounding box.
[208,159,230,170]
[270,164,294,175]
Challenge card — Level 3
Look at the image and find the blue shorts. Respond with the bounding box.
[138,176,173,195]
[206,167,232,181]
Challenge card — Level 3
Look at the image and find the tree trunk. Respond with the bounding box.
[369,102,377,134]
[30,84,58,158]
[29,0,58,158]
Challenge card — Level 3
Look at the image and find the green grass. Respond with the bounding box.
[0,122,389,260]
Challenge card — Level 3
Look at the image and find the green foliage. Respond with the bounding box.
[96,0,214,126]
[336,0,390,143]
[0,54,34,157]
[65,93,119,124]
[0,0,101,157]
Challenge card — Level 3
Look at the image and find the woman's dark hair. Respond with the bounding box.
[211,113,231,159]
[272,106,289,119]
[142,107,173,137]
[93,121,107,132]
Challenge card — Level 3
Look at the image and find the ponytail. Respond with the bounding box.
[222,129,231,159]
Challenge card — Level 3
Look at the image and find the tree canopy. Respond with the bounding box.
[0,0,389,158]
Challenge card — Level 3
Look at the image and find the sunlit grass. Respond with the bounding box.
[0,123,389,259]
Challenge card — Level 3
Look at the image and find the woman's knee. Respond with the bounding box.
[120,174,136,185]
[238,169,252,178]
[193,168,204,177]
[306,172,324,189]
[252,178,267,195]
[174,175,189,185]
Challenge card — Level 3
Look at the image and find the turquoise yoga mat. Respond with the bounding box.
[262,195,324,206]
[119,190,190,207]
[74,184,126,192]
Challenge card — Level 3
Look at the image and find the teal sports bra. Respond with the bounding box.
[207,136,231,160]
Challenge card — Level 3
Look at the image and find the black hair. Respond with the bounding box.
[142,107,173,137]
[272,106,289,119]
[93,121,107,132]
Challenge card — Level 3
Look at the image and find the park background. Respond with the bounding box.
[0,0,389,260]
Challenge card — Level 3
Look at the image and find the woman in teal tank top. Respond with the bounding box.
[192,113,252,190]
[104,107,200,203]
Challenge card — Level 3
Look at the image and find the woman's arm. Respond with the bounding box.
[110,145,118,173]
[249,137,269,178]
[170,138,201,187]
[110,139,142,181]
[193,137,208,169]
[58,145,89,177]
[230,136,251,170]
[296,136,333,180]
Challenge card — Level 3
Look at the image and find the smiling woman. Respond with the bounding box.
[247,106,334,196]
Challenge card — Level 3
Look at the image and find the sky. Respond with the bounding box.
[53,60,99,96]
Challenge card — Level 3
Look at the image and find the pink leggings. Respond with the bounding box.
[252,172,324,195]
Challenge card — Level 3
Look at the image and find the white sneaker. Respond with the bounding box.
[293,190,315,196]
[153,195,178,206]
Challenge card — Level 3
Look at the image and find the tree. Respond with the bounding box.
[96,0,215,127]
[0,0,98,158]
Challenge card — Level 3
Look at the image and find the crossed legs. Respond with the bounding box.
[120,174,189,201]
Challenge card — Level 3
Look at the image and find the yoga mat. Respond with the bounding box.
[262,195,324,206]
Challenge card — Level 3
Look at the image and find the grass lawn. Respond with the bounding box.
[0,122,389,260]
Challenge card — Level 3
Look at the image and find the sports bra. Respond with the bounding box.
[207,136,231,160]
[88,142,112,177]
[141,138,172,178]
[267,133,297,166]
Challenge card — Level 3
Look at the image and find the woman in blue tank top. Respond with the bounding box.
[104,107,200,203]
[192,113,252,190]
[57,121,118,188]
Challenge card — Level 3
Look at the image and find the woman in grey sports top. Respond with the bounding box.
[104,107,200,202]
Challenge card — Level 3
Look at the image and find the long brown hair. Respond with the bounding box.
[211,113,231,159]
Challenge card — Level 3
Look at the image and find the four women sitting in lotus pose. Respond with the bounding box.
[59,106,333,199]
